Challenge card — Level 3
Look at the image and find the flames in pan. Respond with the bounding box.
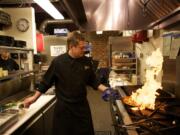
[130,48,163,110]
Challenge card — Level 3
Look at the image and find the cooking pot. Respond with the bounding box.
[13,40,26,48]
[0,35,14,46]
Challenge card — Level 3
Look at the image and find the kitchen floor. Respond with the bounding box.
[87,87,115,135]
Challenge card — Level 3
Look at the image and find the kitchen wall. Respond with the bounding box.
[89,35,108,68]
[43,35,67,64]
[86,31,121,68]
[0,7,37,70]
[2,7,36,51]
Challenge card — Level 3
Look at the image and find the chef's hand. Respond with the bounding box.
[102,87,120,101]
[23,96,37,108]
[23,91,42,108]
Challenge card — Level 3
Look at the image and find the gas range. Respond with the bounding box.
[111,86,180,135]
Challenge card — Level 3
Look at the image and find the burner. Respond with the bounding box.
[113,86,180,135]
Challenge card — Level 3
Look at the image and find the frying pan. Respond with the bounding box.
[122,96,140,107]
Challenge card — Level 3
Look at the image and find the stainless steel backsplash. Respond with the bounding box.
[0,75,33,101]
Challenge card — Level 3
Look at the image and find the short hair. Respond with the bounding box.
[67,31,85,47]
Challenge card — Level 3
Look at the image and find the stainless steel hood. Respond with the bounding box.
[0,0,59,4]
[0,0,179,31]
[81,0,153,31]
[148,7,180,29]
[61,0,180,31]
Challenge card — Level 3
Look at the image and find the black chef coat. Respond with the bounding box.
[0,57,19,71]
[37,53,100,135]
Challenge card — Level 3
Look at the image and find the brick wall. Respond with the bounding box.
[86,31,121,68]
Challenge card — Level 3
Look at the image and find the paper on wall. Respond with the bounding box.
[50,45,66,56]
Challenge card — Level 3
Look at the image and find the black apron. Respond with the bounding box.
[37,54,100,135]
[52,99,94,135]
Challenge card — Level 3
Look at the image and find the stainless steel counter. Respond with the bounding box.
[115,87,138,135]
[2,95,56,135]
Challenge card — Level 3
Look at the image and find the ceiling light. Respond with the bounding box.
[96,31,103,34]
[34,0,64,19]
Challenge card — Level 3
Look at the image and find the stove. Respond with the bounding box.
[111,86,180,135]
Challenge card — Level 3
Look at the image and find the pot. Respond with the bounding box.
[0,35,14,46]
[13,40,26,48]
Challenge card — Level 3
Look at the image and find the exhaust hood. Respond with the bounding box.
[148,7,180,30]
[60,0,180,31]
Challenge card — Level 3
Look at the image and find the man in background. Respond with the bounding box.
[0,49,19,71]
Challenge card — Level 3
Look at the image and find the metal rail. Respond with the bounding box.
[0,70,36,81]
[116,87,138,135]
[0,46,33,53]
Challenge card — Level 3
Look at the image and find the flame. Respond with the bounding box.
[130,48,163,110]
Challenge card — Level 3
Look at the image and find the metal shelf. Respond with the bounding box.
[111,68,136,71]
[111,51,138,75]
[0,46,33,53]
[0,70,36,81]
[114,58,136,59]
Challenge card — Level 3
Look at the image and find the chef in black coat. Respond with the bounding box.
[0,49,19,71]
[23,31,118,135]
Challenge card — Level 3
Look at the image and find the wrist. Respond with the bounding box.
[32,91,41,103]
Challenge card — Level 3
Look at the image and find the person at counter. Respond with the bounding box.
[0,49,19,71]
[23,31,119,135]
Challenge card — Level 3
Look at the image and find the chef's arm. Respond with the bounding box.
[23,90,42,108]
[97,84,108,92]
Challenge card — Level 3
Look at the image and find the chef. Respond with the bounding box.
[23,31,119,135]
[0,49,19,71]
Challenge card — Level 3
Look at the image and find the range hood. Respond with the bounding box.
[60,0,180,31]
[148,7,180,30]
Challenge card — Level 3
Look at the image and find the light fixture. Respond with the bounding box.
[34,0,64,19]
[96,31,103,34]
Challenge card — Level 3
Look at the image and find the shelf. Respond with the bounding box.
[113,51,135,52]
[114,58,136,59]
[0,70,36,81]
[112,58,136,63]
[111,68,136,71]
[111,50,138,76]
[0,46,33,53]
[112,63,136,66]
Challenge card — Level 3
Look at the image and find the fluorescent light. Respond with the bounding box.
[96,31,103,34]
[34,0,64,19]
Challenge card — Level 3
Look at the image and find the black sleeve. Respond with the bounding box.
[37,59,56,93]
[87,61,101,90]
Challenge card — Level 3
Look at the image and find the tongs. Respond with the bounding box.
[120,125,140,129]
[118,118,151,129]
